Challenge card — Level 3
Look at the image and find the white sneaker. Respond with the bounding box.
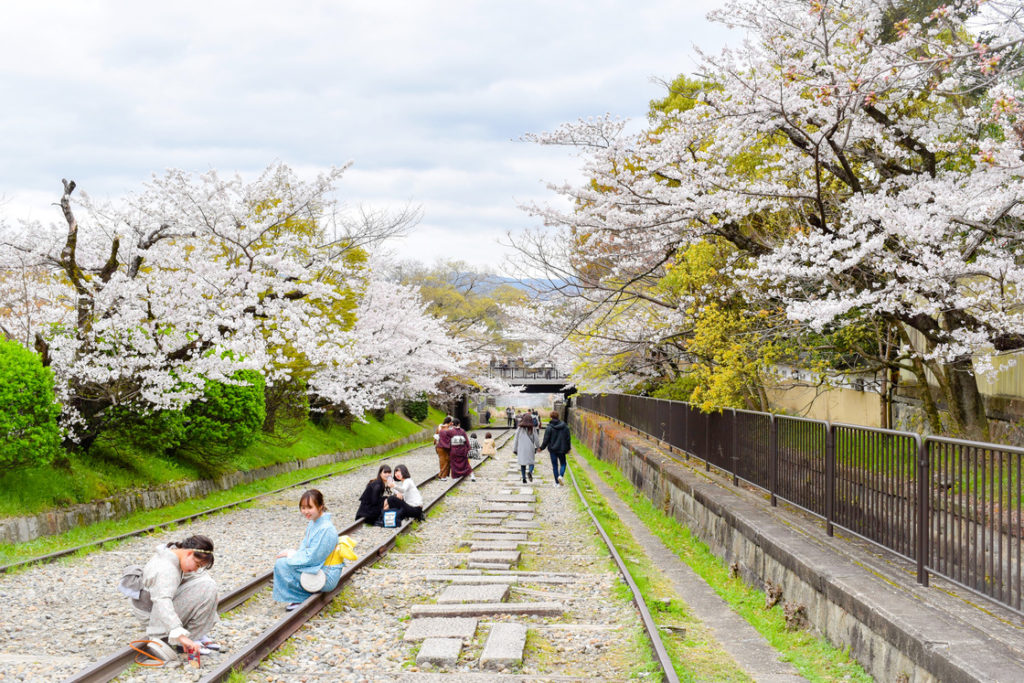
[146,639,178,662]
[558,476,564,485]
[286,602,302,612]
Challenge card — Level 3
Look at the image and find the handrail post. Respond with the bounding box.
[916,435,930,586]
[705,413,711,472]
[825,423,835,537]
[769,415,778,507]
[732,408,739,486]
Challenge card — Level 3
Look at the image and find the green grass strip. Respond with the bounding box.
[572,437,872,683]
[570,454,752,681]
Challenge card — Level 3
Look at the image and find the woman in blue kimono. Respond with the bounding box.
[273,489,344,611]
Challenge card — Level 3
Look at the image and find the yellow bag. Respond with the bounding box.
[324,535,358,566]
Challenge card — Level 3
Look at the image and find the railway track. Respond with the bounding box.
[62,431,515,683]
[124,429,676,683]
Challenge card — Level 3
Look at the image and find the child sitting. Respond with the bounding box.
[468,432,483,459]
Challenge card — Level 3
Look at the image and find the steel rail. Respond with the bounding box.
[567,465,680,683]
[61,430,512,683]
[1,436,433,575]
[198,448,506,683]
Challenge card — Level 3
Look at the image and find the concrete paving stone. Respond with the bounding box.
[505,521,540,529]
[513,513,534,521]
[470,550,521,564]
[467,541,520,552]
[411,602,564,618]
[416,637,463,666]
[472,512,511,519]
[479,503,534,513]
[479,622,528,670]
[468,561,512,570]
[437,583,511,604]
[466,527,529,535]
[484,495,536,504]
[447,575,574,585]
[467,518,504,526]
[403,617,479,641]
[470,532,528,541]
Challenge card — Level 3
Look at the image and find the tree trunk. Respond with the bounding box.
[942,359,989,441]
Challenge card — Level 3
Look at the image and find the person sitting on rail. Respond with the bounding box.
[382,464,424,524]
[118,534,219,662]
[446,418,476,481]
[355,464,391,525]
[274,489,350,611]
[481,432,496,458]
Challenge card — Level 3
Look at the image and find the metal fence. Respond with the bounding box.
[576,393,1024,614]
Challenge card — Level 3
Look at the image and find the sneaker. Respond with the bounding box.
[522,478,527,484]
[558,476,564,485]
[146,638,178,662]
[470,474,477,481]
[197,636,222,652]
[528,471,533,482]
[286,602,302,612]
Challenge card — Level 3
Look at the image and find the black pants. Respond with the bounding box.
[386,496,423,523]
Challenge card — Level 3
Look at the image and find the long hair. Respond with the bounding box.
[518,414,535,435]
[370,464,392,485]
[168,534,215,568]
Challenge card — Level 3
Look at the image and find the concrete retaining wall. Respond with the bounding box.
[571,409,947,682]
[0,427,433,545]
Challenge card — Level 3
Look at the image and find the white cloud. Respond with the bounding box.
[0,0,731,267]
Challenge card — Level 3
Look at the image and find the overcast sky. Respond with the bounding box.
[0,1,730,269]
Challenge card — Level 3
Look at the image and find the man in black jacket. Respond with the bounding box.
[539,411,571,486]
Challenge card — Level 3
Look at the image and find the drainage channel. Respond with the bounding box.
[61,431,514,683]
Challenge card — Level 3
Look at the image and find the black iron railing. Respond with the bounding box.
[576,393,1024,614]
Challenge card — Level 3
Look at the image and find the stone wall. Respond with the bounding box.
[0,427,432,545]
[570,409,952,682]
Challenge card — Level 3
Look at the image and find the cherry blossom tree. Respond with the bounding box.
[518,0,1024,438]
[0,163,421,443]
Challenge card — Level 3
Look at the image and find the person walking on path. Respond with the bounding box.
[532,409,542,430]
[434,416,453,480]
[355,465,392,524]
[513,414,540,483]
[539,411,572,486]
[119,535,219,662]
[274,489,347,611]
[447,418,476,481]
[384,464,425,523]
[505,406,514,428]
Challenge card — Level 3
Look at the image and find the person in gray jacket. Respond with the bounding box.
[539,411,572,486]
[512,414,540,483]
[120,535,219,662]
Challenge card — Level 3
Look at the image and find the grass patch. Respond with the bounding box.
[571,460,751,682]
[572,437,873,683]
[0,436,430,568]
[0,408,442,518]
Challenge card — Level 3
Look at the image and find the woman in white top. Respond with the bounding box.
[383,464,424,523]
[120,534,219,662]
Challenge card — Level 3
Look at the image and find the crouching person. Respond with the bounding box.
[274,489,350,612]
[119,534,219,662]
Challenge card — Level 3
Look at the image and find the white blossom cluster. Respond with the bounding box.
[522,0,1024,386]
[0,164,485,439]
